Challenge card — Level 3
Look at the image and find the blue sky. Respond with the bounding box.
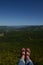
[0,0,43,26]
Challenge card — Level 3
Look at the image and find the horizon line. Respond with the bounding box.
[0,24,43,26]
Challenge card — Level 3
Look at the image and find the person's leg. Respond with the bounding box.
[18,55,25,65]
[26,56,34,65]
[26,48,34,65]
[18,48,25,65]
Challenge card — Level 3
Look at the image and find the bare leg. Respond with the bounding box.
[26,48,34,65]
[18,48,25,65]
[18,55,25,65]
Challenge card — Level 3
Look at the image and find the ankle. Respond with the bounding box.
[26,56,30,61]
[21,55,25,60]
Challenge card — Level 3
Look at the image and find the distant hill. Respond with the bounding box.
[0,25,43,32]
[19,25,43,31]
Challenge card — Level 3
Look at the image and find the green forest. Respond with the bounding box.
[0,30,43,65]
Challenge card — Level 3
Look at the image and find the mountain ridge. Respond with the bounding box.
[0,25,43,32]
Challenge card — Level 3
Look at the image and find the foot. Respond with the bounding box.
[21,48,25,60]
[26,48,31,60]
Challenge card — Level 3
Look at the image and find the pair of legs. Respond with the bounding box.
[18,48,34,65]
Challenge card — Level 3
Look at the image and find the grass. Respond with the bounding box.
[0,31,43,65]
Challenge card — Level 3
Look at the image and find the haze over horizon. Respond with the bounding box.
[0,0,43,26]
